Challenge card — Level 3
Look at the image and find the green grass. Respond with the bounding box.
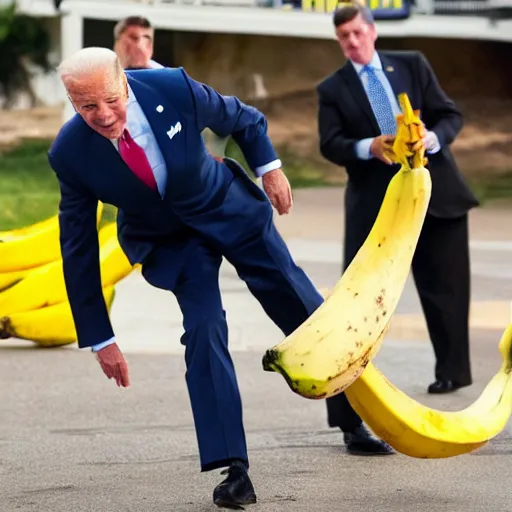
[0,138,511,231]
[0,139,60,230]
[470,172,512,205]
[0,139,118,230]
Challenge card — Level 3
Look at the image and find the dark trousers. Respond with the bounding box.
[326,213,472,431]
[142,219,324,472]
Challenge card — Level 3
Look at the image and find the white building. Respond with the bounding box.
[5,0,512,119]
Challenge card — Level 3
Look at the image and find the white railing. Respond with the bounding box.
[13,0,512,17]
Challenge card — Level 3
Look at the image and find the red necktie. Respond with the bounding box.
[118,128,157,190]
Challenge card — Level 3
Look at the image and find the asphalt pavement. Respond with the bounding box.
[1,188,511,512]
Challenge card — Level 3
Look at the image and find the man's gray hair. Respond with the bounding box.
[58,47,123,84]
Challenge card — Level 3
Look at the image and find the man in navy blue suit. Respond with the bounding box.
[49,46,326,509]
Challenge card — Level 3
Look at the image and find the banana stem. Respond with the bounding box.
[411,145,426,170]
[394,93,427,170]
[0,317,13,339]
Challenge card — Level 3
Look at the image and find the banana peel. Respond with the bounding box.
[0,285,116,347]
[340,94,512,458]
[0,203,104,242]
[0,214,58,242]
[345,316,512,458]
[261,93,432,399]
[0,203,104,272]
[0,222,133,317]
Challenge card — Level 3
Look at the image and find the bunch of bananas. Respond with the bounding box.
[263,93,512,458]
[0,204,135,347]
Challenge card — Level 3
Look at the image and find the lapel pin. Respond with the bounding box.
[156,105,164,113]
[385,65,394,72]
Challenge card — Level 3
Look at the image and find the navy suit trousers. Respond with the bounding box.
[141,221,324,471]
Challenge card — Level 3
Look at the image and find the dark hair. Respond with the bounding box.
[114,16,153,40]
[333,2,375,27]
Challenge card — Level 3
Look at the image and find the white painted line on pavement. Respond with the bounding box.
[283,238,512,265]
[470,240,512,252]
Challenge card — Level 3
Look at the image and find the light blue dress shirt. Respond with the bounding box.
[91,84,281,352]
[148,59,164,69]
[353,52,440,160]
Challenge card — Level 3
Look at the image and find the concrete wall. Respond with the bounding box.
[7,16,512,109]
[170,32,512,102]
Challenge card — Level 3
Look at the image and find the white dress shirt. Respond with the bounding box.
[90,83,281,352]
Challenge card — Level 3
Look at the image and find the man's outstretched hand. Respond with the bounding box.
[95,343,130,387]
[262,168,293,215]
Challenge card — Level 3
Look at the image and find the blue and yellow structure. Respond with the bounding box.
[300,0,411,19]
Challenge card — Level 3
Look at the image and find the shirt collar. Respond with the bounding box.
[351,52,382,75]
[127,82,137,105]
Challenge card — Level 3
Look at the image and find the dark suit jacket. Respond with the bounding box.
[48,67,278,348]
[316,50,479,236]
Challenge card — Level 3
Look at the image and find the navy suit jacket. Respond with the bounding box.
[48,67,278,348]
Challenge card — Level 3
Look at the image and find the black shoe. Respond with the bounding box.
[343,425,394,456]
[213,460,257,510]
[427,379,469,394]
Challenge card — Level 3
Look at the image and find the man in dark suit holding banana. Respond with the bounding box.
[316,2,479,455]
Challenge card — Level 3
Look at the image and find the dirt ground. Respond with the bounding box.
[1,94,511,183]
[0,106,63,149]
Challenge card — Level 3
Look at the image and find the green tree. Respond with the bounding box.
[0,1,53,108]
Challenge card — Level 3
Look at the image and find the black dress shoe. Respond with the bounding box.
[213,460,257,510]
[427,380,467,394]
[343,425,394,456]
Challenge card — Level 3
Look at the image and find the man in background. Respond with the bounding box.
[113,15,163,70]
[316,2,479,454]
[113,15,227,159]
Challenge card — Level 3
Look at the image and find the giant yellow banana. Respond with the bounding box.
[345,319,512,458]
[262,93,432,399]
[0,222,133,316]
[0,214,58,242]
[0,267,38,292]
[0,285,116,347]
[0,203,104,272]
[0,211,112,292]
[0,203,105,242]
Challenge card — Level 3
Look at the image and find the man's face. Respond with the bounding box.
[335,14,377,65]
[66,69,128,139]
[115,25,154,69]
